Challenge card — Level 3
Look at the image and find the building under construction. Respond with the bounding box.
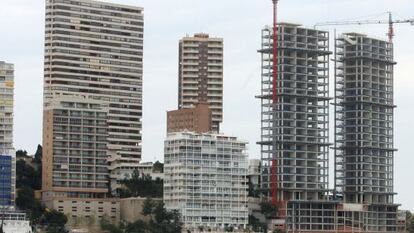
[258,26,400,233]
[258,23,334,231]
[334,33,399,232]
[258,2,400,232]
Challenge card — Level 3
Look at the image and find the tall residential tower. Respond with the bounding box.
[0,61,15,209]
[178,33,223,132]
[42,0,143,225]
[44,0,144,163]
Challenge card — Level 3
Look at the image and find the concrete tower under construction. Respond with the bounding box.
[258,23,332,230]
[334,33,398,232]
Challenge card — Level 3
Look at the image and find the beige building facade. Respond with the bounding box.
[42,196,120,226]
[0,61,14,155]
[167,102,212,133]
[178,33,223,132]
[43,0,144,163]
[42,0,144,224]
[42,97,109,196]
[42,97,117,225]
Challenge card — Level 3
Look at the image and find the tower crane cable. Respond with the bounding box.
[315,12,414,43]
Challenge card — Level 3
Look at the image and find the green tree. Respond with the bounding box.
[142,198,183,233]
[153,161,164,173]
[119,171,163,198]
[16,150,28,157]
[100,217,123,233]
[16,160,41,189]
[40,209,68,233]
[260,201,278,219]
[34,145,42,164]
[249,215,266,232]
[125,220,147,233]
[30,200,46,225]
[16,186,35,210]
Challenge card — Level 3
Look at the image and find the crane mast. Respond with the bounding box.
[388,12,394,43]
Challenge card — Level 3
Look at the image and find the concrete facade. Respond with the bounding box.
[178,33,223,132]
[167,102,212,134]
[164,132,248,231]
[120,197,162,223]
[257,23,401,232]
[0,62,14,154]
[334,33,399,232]
[43,0,144,163]
[0,61,15,209]
[42,0,144,225]
[41,97,120,226]
[42,97,109,196]
[248,159,261,197]
[42,196,120,226]
[258,23,331,231]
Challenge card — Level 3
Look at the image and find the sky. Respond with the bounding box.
[0,0,413,210]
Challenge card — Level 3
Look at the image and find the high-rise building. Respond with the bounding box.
[0,61,15,209]
[44,0,144,163]
[167,102,212,133]
[334,33,398,232]
[178,33,223,132]
[42,96,120,225]
[164,132,248,231]
[258,21,331,211]
[42,1,143,222]
[42,97,109,196]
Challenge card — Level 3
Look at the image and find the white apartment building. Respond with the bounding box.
[1,212,32,233]
[107,156,164,192]
[43,0,144,163]
[164,132,248,231]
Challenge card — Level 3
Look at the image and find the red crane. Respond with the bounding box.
[315,12,414,43]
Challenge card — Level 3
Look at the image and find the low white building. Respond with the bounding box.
[108,151,164,193]
[1,211,32,233]
[164,132,248,231]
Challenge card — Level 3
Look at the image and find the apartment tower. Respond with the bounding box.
[0,61,15,208]
[42,0,143,224]
[43,0,144,163]
[334,33,398,232]
[258,24,333,231]
[164,132,248,231]
[178,33,223,132]
[42,97,109,197]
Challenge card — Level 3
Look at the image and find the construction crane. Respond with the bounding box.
[315,12,414,43]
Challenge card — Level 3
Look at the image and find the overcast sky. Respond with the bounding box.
[0,0,413,210]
